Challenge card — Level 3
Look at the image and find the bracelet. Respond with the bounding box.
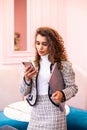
[60,90,66,102]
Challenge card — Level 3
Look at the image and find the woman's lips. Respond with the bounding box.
[38,51,44,54]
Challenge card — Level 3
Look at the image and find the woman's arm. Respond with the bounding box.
[61,61,78,101]
[19,77,32,96]
[19,62,38,96]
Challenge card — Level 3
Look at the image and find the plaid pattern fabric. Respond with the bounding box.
[27,95,67,130]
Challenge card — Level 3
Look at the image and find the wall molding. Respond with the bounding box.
[0,0,66,64]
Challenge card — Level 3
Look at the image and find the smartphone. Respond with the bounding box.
[22,61,35,70]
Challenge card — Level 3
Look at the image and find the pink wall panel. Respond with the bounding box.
[14,0,27,50]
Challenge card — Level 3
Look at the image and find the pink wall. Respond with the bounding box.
[14,0,27,50]
[65,0,87,110]
[66,0,87,72]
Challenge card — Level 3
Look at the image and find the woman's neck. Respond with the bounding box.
[41,54,49,61]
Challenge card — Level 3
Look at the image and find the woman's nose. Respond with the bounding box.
[39,44,43,50]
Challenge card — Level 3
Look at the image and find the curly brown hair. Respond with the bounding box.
[34,27,68,68]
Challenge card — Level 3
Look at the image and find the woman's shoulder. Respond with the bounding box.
[61,60,72,66]
[61,60,73,71]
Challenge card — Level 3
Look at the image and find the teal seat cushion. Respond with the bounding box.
[1,107,87,130]
[67,107,87,130]
[0,112,28,130]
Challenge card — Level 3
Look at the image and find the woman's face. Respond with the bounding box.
[35,34,49,56]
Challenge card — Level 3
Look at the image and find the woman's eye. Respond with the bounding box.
[42,42,48,46]
[35,41,40,45]
[35,41,48,46]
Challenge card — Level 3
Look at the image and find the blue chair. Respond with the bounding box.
[0,112,28,130]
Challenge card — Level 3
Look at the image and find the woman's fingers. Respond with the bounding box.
[25,66,38,80]
[51,91,63,102]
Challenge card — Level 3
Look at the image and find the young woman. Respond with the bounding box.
[20,27,78,130]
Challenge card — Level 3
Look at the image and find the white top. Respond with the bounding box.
[37,55,51,95]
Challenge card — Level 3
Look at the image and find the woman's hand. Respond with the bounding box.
[51,91,63,103]
[24,66,38,81]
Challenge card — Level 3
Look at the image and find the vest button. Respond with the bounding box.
[29,95,33,100]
